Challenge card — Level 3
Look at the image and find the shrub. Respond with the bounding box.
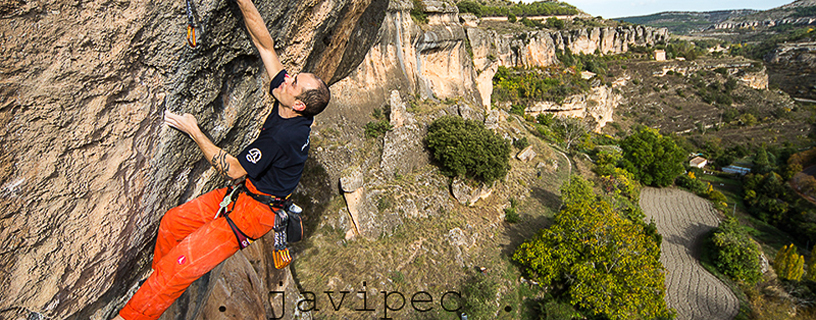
[364,120,392,138]
[537,113,555,126]
[426,116,511,184]
[513,136,529,150]
[410,0,427,24]
[710,217,763,284]
[806,245,816,282]
[510,104,526,116]
[505,207,520,223]
[461,273,499,319]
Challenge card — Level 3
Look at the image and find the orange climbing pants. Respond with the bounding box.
[119,180,278,320]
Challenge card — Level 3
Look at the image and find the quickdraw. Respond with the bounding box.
[185,0,201,48]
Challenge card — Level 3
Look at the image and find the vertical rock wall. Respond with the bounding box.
[467,25,669,108]
[328,0,480,116]
[0,0,379,318]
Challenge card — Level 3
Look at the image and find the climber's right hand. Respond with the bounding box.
[164,110,202,138]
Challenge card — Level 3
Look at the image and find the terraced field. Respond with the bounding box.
[641,187,739,320]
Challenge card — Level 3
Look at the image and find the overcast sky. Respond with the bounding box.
[557,0,795,19]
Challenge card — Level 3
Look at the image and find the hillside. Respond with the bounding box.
[617,10,759,34]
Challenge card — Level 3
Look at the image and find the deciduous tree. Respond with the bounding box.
[620,127,686,187]
[514,175,672,320]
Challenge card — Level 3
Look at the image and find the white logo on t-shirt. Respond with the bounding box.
[246,148,262,164]
[301,137,310,152]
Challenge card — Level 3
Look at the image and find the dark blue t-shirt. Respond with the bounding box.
[238,70,313,197]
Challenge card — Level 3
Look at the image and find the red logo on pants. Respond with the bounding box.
[177,255,187,265]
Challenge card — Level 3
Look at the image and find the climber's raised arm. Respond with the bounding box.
[235,0,284,81]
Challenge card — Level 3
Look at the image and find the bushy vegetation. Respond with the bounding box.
[364,106,392,138]
[709,217,764,284]
[426,116,511,184]
[514,175,673,320]
[730,26,816,60]
[692,75,738,106]
[557,48,610,76]
[492,66,589,105]
[740,147,816,248]
[675,171,729,210]
[410,0,427,24]
[620,127,686,187]
[792,6,816,18]
[460,272,500,319]
[457,0,579,18]
[660,39,705,61]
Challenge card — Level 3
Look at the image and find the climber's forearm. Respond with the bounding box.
[164,110,247,180]
[235,0,284,80]
[191,131,248,181]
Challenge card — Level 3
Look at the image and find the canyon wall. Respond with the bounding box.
[467,25,668,128]
[766,41,816,71]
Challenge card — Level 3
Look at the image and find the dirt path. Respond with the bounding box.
[640,187,739,320]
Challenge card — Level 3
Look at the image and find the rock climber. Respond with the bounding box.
[113,0,330,319]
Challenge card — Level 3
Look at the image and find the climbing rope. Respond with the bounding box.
[185,0,201,48]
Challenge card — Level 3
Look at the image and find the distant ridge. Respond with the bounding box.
[616,10,759,34]
[615,0,816,34]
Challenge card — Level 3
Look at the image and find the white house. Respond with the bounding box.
[689,156,707,168]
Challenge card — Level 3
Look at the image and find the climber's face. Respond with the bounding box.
[273,72,320,112]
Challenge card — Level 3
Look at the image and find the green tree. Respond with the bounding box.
[775,244,805,281]
[545,17,565,29]
[514,176,672,320]
[710,217,763,284]
[620,127,686,187]
[426,116,511,184]
[457,0,482,17]
[753,145,773,174]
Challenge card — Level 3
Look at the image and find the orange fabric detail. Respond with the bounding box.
[119,187,277,320]
[245,178,271,197]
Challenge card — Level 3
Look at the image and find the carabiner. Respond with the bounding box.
[187,24,197,48]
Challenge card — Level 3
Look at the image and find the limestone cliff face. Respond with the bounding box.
[0,0,380,318]
[766,41,816,71]
[328,0,480,115]
[526,85,624,132]
[468,25,668,107]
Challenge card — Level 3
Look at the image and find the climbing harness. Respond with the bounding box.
[244,188,303,269]
[215,180,304,269]
[185,0,201,48]
[215,181,256,250]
